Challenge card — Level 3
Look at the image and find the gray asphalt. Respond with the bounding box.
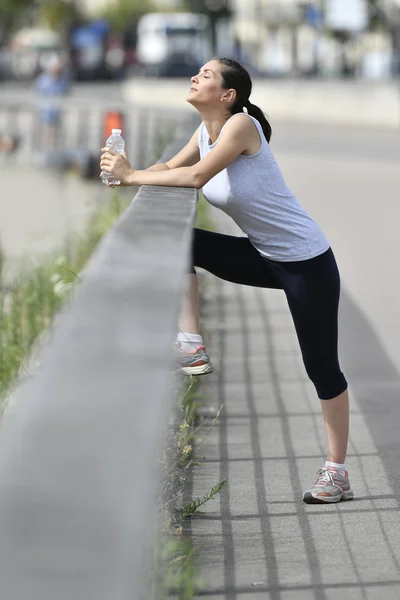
[190,122,400,599]
[0,167,111,282]
[0,81,127,280]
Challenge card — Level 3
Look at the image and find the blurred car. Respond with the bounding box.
[135,12,212,77]
[70,20,125,80]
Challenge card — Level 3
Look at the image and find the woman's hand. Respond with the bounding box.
[100,148,134,186]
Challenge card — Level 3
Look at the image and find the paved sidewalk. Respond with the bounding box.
[190,209,400,600]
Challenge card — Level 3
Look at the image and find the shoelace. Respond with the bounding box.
[316,468,338,486]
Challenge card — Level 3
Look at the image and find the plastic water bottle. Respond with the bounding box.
[101,128,125,186]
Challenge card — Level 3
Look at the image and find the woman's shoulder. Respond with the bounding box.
[221,113,263,142]
[224,112,256,129]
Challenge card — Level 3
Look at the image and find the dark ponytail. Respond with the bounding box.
[246,101,272,144]
[217,57,272,143]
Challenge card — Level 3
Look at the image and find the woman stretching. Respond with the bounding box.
[100,57,353,504]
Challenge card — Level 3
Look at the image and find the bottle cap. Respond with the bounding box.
[112,129,122,134]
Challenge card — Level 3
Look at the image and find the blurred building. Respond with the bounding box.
[231,0,395,78]
[231,0,306,74]
[66,0,400,78]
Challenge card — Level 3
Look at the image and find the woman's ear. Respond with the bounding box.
[221,88,236,103]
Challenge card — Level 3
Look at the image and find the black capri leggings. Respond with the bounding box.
[191,228,348,400]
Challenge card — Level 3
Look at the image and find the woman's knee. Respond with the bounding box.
[314,375,348,400]
[304,357,348,400]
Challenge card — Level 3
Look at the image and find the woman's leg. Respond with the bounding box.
[179,273,201,335]
[273,249,351,501]
[175,229,282,373]
[320,389,349,465]
[176,271,211,375]
[192,228,282,288]
[180,229,281,335]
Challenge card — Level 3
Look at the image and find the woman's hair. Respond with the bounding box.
[216,57,272,143]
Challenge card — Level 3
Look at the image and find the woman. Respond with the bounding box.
[100,57,353,504]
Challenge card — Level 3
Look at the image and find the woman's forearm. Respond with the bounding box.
[126,165,199,188]
[146,163,170,172]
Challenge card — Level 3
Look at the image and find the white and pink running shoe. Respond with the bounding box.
[174,342,214,376]
[303,468,354,504]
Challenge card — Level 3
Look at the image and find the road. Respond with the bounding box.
[0,81,128,282]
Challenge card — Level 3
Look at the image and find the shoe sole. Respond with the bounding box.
[180,363,214,376]
[303,490,354,504]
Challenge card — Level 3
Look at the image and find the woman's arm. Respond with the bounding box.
[146,127,201,172]
[101,128,200,183]
[146,163,170,171]
[100,115,254,188]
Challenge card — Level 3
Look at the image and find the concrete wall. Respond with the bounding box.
[123,78,400,128]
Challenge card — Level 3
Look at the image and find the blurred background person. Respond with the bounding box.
[35,53,70,149]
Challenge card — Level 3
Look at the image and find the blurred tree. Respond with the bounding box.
[39,0,82,32]
[366,0,386,30]
[188,0,231,53]
[0,0,36,41]
[0,0,83,43]
[99,0,153,32]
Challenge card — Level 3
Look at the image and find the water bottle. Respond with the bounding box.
[101,128,125,186]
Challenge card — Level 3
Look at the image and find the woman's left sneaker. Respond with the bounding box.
[303,467,354,504]
[174,342,214,376]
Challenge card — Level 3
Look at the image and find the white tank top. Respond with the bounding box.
[198,113,330,262]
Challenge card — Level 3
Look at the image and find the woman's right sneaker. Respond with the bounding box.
[174,342,214,376]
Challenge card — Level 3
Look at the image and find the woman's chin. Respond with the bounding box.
[186,95,200,107]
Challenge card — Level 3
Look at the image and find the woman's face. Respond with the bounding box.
[186,60,234,108]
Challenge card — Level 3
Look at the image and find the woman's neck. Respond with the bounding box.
[199,108,233,144]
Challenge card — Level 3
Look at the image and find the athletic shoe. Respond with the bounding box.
[303,467,354,504]
[174,342,214,376]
